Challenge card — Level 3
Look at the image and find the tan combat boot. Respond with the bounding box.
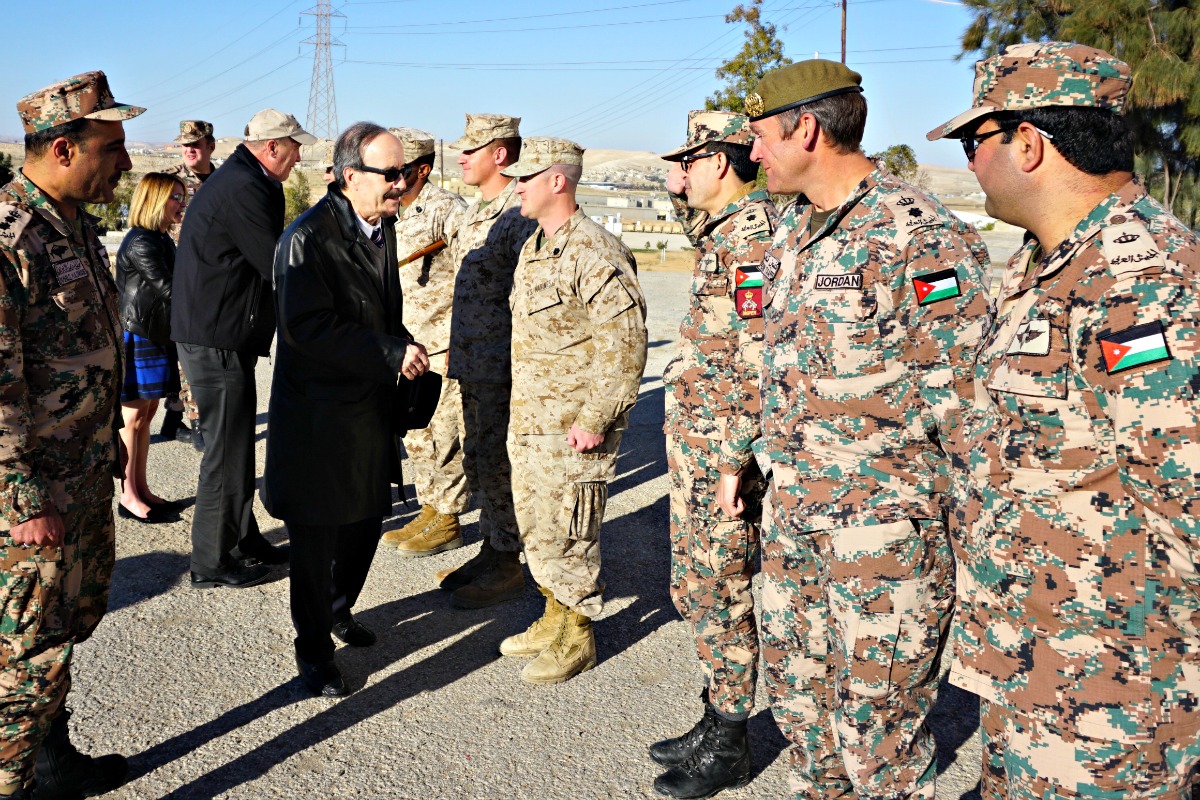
[451,550,524,608]
[521,607,596,684]
[499,587,564,657]
[436,540,497,591]
[381,506,436,548]
[393,512,462,558]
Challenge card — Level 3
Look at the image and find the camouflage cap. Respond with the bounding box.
[175,119,213,145]
[660,110,753,161]
[17,70,145,134]
[244,108,317,145]
[450,113,521,151]
[744,60,862,122]
[500,136,584,178]
[389,127,436,162]
[927,41,1132,141]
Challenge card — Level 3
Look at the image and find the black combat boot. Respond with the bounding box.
[652,712,751,799]
[649,689,718,766]
[33,710,128,800]
[158,408,185,440]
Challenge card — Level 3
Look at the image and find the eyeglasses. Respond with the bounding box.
[356,164,405,183]
[961,122,1055,162]
[679,151,718,172]
[169,193,186,203]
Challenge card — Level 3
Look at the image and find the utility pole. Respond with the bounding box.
[439,139,445,189]
[303,0,344,142]
[841,0,847,64]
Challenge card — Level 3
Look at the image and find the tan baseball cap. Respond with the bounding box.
[17,70,145,134]
[500,136,584,178]
[450,113,520,151]
[175,119,213,145]
[244,108,317,145]
[927,41,1132,141]
[389,127,436,162]
[661,110,753,160]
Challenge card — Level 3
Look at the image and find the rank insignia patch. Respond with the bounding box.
[1099,320,1172,374]
[1007,317,1050,356]
[913,268,960,305]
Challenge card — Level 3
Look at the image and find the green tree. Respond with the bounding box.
[284,169,313,227]
[0,153,13,186]
[706,0,793,113]
[656,239,668,262]
[84,172,137,233]
[870,143,930,190]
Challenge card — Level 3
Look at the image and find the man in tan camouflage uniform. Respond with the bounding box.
[0,71,141,800]
[929,42,1200,798]
[743,61,992,798]
[497,137,647,685]
[381,128,469,558]
[160,119,215,447]
[648,110,778,799]
[436,114,537,608]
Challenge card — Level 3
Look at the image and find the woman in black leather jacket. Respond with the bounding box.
[115,173,187,523]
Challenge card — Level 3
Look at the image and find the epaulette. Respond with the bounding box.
[0,200,34,251]
[1098,215,1164,279]
[881,191,943,250]
[733,203,773,240]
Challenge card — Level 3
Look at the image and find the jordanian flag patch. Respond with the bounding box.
[735,266,762,289]
[913,268,961,305]
[1099,320,1172,374]
[735,266,764,319]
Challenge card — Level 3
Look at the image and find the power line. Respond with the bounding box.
[345,0,700,25]
[304,0,344,139]
[344,13,725,35]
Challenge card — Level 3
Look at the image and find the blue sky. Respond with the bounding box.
[5,0,982,167]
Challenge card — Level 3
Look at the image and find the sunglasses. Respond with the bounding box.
[169,193,187,203]
[679,151,718,172]
[961,122,1055,162]
[356,164,405,183]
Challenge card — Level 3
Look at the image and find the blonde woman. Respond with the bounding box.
[115,172,186,522]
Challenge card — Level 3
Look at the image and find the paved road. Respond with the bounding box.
[77,267,991,799]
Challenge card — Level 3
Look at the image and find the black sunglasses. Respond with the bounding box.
[961,122,1055,162]
[680,151,718,172]
[356,164,405,183]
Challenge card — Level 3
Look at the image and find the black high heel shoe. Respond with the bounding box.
[117,503,176,524]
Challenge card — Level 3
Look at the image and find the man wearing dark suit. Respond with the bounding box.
[173,108,315,588]
[264,122,429,697]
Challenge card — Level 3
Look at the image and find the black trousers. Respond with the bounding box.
[287,517,382,663]
[178,343,271,574]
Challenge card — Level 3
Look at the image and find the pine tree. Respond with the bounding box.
[706,0,793,113]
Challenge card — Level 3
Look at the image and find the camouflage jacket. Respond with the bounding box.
[446,178,537,383]
[757,169,991,532]
[663,186,778,474]
[669,192,710,248]
[162,161,212,243]
[947,180,1200,741]
[394,182,467,356]
[0,176,122,529]
[509,208,647,436]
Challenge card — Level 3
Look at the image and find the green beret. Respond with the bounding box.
[745,60,863,122]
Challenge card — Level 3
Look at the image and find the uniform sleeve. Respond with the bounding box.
[571,257,648,434]
[670,193,709,248]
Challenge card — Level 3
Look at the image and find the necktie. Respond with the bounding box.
[370,226,384,248]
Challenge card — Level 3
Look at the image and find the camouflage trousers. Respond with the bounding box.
[461,380,520,553]
[508,431,622,618]
[0,474,115,787]
[402,355,468,516]
[176,361,199,422]
[760,499,953,800]
[979,699,1200,799]
[665,427,761,716]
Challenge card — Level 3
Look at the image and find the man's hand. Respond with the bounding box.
[716,473,745,519]
[401,342,430,380]
[10,508,65,546]
[566,424,604,453]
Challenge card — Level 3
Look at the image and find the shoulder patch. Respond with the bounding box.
[912,268,961,305]
[1100,220,1165,277]
[761,251,781,282]
[734,206,773,240]
[1099,320,1172,374]
[1007,317,1050,356]
[0,202,34,250]
[882,191,941,249]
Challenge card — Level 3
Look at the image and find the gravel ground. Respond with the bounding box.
[69,257,1014,799]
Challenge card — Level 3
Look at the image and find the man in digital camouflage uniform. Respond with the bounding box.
[381,127,469,558]
[498,137,647,685]
[742,61,992,798]
[648,110,778,799]
[0,71,140,800]
[436,114,537,608]
[928,42,1200,799]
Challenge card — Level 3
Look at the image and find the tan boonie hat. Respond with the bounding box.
[244,108,317,145]
[500,137,584,178]
[745,60,862,122]
[451,113,521,151]
[17,70,145,134]
[660,110,753,161]
[389,127,436,162]
[175,119,213,145]
[927,41,1132,141]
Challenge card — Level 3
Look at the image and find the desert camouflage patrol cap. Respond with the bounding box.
[927,41,1132,141]
[660,110,753,161]
[175,120,213,145]
[744,60,862,123]
[17,70,145,134]
[389,127,436,162]
[451,113,521,152]
[244,108,317,145]
[500,136,584,178]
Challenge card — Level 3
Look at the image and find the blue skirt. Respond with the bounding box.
[121,331,172,401]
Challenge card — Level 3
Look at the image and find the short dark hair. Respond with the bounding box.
[992,107,1133,175]
[408,153,436,171]
[488,136,522,167]
[24,117,92,159]
[333,121,389,189]
[776,91,868,152]
[707,142,757,184]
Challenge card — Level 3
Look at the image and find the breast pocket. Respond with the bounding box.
[48,277,111,357]
[807,288,884,380]
[522,283,574,352]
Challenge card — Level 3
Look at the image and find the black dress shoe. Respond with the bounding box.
[240,542,290,565]
[149,498,186,513]
[190,563,271,589]
[296,654,349,697]
[117,503,176,524]
[332,618,377,647]
[192,429,206,452]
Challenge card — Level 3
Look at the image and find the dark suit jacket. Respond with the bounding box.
[261,184,412,526]
[172,143,282,356]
